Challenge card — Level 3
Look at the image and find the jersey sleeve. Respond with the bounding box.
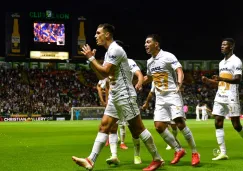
[129,59,140,74]
[105,47,123,66]
[167,54,182,70]
[234,58,242,75]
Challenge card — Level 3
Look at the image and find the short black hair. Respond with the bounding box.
[222,38,235,46]
[115,40,129,49]
[98,23,115,36]
[146,34,161,46]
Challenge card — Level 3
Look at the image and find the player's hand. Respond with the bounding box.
[101,101,107,107]
[212,75,220,81]
[141,103,148,110]
[175,82,182,93]
[201,76,208,83]
[135,82,143,91]
[81,44,96,58]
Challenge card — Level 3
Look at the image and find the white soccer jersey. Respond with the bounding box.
[103,42,137,101]
[147,50,182,94]
[128,58,140,80]
[201,105,207,115]
[98,78,108,89]
[150,81,155,93]
[214,54,242,104]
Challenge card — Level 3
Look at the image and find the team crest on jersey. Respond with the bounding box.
[110,55,116,59]
[236,67,242,70]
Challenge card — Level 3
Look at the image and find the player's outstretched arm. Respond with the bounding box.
[142,92,154,110]
[201,76,218,88]
[134,70,144,91]
[212,74,241,84]
[143,75,153,85]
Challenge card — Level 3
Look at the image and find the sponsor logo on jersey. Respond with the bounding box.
[151,66,162,72]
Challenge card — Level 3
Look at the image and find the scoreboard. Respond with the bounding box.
[5,10,87,61]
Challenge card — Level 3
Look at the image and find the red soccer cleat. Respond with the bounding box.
[105,139,109,146]
[143,160,165,171]
[120,143,128,150]
[191,152,200,166]
[170,148,186,164]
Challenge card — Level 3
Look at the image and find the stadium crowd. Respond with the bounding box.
[0,65,242,117]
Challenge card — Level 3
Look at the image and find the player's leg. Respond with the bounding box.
[165,125,172,150]
[230,103,243,137]
[72,100,119,169]
[72,114,118,170]
[196,107,201,121]
[117,97,164,171]
[106,123,120,165]
[211,102,228,161]
[119,120,128,149]
[154,104,185,164]
[128,124,142,164]
[170,122,181,147]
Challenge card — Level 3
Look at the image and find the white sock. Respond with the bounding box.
[216,128,226,155]
[238,127,243,138]
[172,128,181,147]
[88,132,108,163]
[139,129,162,161]
[160,128,181,151]
[172,128,178,138]
[132,138,140,156]
[181,126,197,153]
[109,134,118,157]
[120,125,126,144]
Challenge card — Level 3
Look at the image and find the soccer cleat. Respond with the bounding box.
[134,156,142,164]
[170,148,186,164]
[192,152,200,166]
[105,139,109,146]
[72,156,93,171]
[212,153,228,161]
[106,156,120,165]
[120,143,128,150]
[143,160,165,171]
[165,144,172,150]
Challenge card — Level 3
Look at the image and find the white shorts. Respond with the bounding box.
[154,92,185,122]
[104,96,140,121]
[212,101,241,117]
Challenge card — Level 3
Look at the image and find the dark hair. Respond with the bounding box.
[98,23,115,36]
[223,38,235,46]
[115,40,129,49]
[146,34,161,46]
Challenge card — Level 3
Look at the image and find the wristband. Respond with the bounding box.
[88,56,95,62]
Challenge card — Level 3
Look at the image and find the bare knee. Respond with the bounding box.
[214,115,224,129]
[99,115,118,133]
[231,117,242,132]
[109,123,118,134]
[154,121,168,133]
[174,117,186,130]
[127,115,145,138]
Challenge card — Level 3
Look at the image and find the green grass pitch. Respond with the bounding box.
[1,119,243,171]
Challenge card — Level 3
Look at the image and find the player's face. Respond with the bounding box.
[221,41,232,54]
[95,27,106,46]
[145,37,156,55]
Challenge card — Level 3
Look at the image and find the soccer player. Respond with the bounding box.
[201,102,211,121]
[142,81,181,151]
[97,58,143,164]
[72,24,164,171]
[143,34,200,166]
[201,38,243,160]
[195,102,202,121]
[97,78,109,107]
